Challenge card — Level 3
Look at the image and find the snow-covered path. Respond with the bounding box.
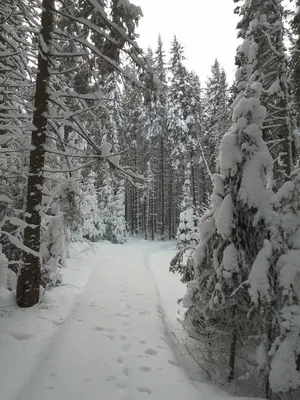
[16,243,206,400]
[0,241,259,400]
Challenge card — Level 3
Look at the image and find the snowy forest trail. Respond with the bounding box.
[8,242,254,400]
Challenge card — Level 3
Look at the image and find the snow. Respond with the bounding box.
[219,130,242,177]
[0,246,8,292]
[215,193,233,239]
[269,335,300,393]
[222,243,239,278]
[99,141,113,157]
[277,250,300,298]
[248,239,272,305]
[0,241,261,400]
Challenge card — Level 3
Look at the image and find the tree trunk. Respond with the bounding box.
[17,0,54,307]
[168,169,173,240]
[160,133,165,237]
[227,306,237,382]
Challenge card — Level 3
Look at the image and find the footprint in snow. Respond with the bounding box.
[168,360,180,367]
[105,375,116,382]
[117,383,127,390]
[139,311,150,315]
[9,332,33,341]
[105,334,115,340]
[52,319,64,327]
[137,387,152,395]
[139,366,151,372]
[116,312,129,318]
[122,343,129,351]
[145,349,158,356]
[93,326,104,331]
[140,340,146,344]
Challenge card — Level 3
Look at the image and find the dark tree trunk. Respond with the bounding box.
[160,133,165,236]
[227,306,237,382]
[168,169,173,240]
[17,0,54,307]
[191,162,197,207]
[151,196,155,241]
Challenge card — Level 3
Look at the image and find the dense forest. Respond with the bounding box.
[1,0,300,399]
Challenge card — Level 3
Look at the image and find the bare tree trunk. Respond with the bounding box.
[227,306,237,382]
[168,169,173,240]
[151,196,155,241]
[160,133,165,237]
[190,150,197,207]
[17,0,54,307]
[191,163,197,207]
[266,313,274,400]
[133,146,138,235]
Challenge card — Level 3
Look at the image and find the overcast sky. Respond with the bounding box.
[134,0,240,84]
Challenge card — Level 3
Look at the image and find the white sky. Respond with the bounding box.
[134,0,240,84]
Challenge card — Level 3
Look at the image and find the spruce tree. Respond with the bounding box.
[291,0,300,153]
[16,0,150,307]
[234,0,294,187]
[176,163,197,250]
[153,35,169,238]
[167,36,190,238]
[203,59,231,174]
[184,79,273,383]
[17,0,55,307]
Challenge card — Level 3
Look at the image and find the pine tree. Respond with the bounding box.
[176,163,197,249]
[17,0,55,307]
[40,203,66,288]
[16,0,150,307]
[102,170,127,244]
[184,80,273,383]
[144,161,155,240]
[185,70,209,213]
[167,36,190,238]
[234,0,294,186]
[0,1,34,263]
[111,179,127,244]
[203,59,231,174]
[82,170,106,241]
[122,67,144,235]
[153,36,169,238]
[263,170,300,396]
[291,0,300,153]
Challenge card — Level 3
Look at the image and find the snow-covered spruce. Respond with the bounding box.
[176,163,198,249]
[170,163,198,283]
[203,59,231,174]
[40,204,67,288]
[183,81,273,385]
[82,171,106,242]
[265,169,300,395]
[102,171,127,244]
[235,0,294,187]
